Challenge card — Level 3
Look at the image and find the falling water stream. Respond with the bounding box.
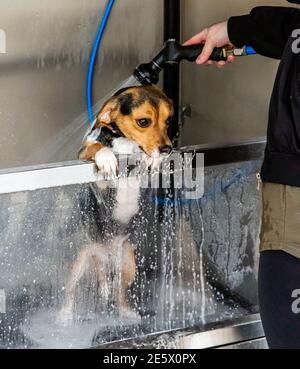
[199,213,206,324]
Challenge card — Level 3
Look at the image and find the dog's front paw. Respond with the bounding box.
[95,148,118,178]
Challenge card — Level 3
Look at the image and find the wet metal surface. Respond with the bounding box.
[0,160,261,348]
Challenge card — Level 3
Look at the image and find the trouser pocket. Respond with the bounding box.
[260,183,286,245]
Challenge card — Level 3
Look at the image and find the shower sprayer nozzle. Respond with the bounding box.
[134,39,256,86]
[133,61,162,86]
[134,39,227,86]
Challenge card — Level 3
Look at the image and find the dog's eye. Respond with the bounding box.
[137,118,151,128]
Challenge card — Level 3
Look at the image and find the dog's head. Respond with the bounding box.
[94,85,174,156]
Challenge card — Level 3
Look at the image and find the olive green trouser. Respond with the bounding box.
[261,182,300,259]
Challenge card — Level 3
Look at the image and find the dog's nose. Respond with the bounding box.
[159,145,172,155]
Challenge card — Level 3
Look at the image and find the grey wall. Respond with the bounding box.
[0,1,295,169]
[0,0,163,169]
[181,0,289,146]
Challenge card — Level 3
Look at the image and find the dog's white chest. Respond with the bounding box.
[112,137,140,155]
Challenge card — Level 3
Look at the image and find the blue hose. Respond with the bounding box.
[86,1,255,125]
[86,0,115,125]
[245,46,257,55]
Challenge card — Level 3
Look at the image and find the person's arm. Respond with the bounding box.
[184,6,300,66]
[228,6,300,59]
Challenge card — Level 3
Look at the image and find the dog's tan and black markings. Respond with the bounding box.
[57,86,175,326]
[79,85,174,170]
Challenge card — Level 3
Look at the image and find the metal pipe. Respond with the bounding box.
[163,0,181,144]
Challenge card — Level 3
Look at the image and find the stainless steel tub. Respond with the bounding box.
[0,140,266,349]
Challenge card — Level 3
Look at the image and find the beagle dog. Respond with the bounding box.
[79,85,174,175]
[57,86,174,324]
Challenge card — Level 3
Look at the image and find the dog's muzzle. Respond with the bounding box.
[159,145,172,155]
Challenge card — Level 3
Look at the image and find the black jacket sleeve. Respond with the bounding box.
[228,6,300,59]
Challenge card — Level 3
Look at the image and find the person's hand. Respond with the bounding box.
[184,21,235,68]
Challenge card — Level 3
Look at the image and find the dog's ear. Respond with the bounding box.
[96,97,119,126]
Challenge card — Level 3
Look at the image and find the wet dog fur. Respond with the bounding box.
[58,86,174,323]
[79,85,174,176]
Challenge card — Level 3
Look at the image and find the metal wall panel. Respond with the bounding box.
[0,0,163,169]
[181,0,290,146]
